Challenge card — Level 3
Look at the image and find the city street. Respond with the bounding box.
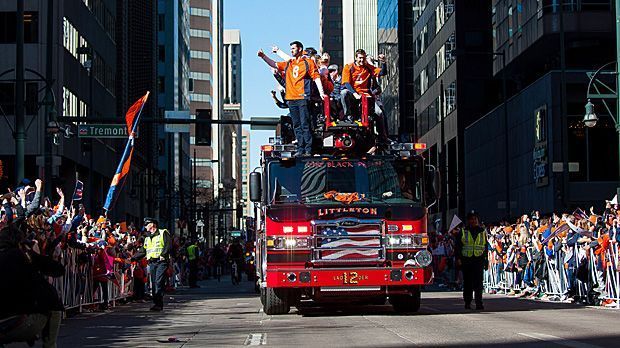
[15,278,617,348]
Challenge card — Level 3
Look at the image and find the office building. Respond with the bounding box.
[464,0,615,220]
[342,0,378,63]
[189,0,215,239]
[241,129,251,218]
[0,0,157,224]
[377,0,414,137]
[220,29,242,234]
[320,0,344,67]
[413,0,495,227]
[156,0,191,233]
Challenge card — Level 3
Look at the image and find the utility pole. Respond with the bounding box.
[44,0,54,197]
[193,148,197,239]
[15,0,25,182]
[616,0,620,199]
[501,50,509,219]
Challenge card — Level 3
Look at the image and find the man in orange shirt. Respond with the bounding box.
[340,49,386,120]
[258,41,326,156]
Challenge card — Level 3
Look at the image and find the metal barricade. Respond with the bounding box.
[50,248,135,311]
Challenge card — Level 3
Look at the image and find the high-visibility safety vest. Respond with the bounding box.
[461,228,487,257]
[187,244,198,261]
[145,230,167,260]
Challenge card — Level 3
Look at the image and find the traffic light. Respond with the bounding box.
[195,108,212,146]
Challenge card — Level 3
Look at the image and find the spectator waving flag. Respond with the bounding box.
[72,180,84,201]
[103,92,150,212]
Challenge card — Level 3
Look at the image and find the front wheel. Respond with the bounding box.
[389,287,421,313]
[263,288,290,315]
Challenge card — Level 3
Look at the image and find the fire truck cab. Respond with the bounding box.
[249,126,440,314]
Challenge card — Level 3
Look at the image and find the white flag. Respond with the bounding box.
[448,215,463,232]
[611,194,618,205]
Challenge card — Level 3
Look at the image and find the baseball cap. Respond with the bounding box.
[328,64,339,71]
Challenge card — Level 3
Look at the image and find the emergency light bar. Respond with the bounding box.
[261,144,297,159]
[389,143,427,157]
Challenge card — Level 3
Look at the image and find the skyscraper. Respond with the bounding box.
[342,0,378,63]
[221,29,242,232]
[377,0,414,137]
[156,0,191,232]
[319,0,344,67]
[189,0,215,239]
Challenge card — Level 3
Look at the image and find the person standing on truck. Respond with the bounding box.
[131,218,171,311]
[455,211,488,310]
[258,41,327,156]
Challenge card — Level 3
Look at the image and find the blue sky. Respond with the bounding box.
[223,0,319,170]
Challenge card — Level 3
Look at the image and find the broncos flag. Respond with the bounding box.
[72,180,84,201]
[103,92,150,211]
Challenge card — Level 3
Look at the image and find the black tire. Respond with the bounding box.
[263,288,290,315]
[389,287,421,313]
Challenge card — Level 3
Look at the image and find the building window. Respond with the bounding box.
[444,81,456,116]
[158,45,165,62]
[191,50,211,60]
[508,6,514,39]
[62,86,87,118]
[190,93,212,103]
[0,11,39,43]
[158,14,165,31]
[190,7,211,17]
[190,72,212,82]
[157,76,165,93]
[190,29,211,38]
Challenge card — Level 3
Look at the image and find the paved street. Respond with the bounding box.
[12,278,617,347]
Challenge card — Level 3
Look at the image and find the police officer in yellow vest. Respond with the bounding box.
[455,211,488,310]
[132,218,171,311]
[187,240,200,288]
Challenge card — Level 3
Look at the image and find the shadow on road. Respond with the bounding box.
[371,334,620,348]
[297,292,584,317]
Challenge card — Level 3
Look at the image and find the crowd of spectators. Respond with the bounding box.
[0,178,245,347]
[429,201,620,307]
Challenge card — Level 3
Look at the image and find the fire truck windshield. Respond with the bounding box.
[267,158,422,205]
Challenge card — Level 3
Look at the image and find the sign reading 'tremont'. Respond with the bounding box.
[78,124,137,138]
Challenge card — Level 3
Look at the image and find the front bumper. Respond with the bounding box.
[266,266,433,288]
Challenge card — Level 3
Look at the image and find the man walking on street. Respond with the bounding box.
[187,240,200,288]
[132,218,171,311]
[258,41,326,156]
[455,211,488,310]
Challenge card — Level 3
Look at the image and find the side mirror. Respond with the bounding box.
[249,172,262,203]
[433,170,441,200]
[426,165,440,209]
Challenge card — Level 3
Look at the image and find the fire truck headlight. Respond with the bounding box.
[401,236,412,245]
[414,250,432,267]
[388,237,400,246]
[285,238,297,248]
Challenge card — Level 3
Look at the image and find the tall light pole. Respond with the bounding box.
[15,0,25,182]
[584,0,620,198]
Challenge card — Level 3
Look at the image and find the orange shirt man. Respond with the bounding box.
[258,41,326,155]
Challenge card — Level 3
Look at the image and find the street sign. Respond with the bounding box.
[78,124,132,138]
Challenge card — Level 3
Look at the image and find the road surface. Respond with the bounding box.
[11,278,620,347]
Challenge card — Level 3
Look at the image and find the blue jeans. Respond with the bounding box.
[287,99,313,154]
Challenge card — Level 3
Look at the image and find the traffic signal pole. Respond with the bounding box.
[15,0,25,182]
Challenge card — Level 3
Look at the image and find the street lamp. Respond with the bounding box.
[583,99,598,128]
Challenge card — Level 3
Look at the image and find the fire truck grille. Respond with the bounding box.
[312,220,384,264]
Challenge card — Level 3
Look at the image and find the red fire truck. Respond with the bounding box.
[249,96,439,315]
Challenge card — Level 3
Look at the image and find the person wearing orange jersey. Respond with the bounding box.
[340,49,386,119]
[258,41,326,156]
